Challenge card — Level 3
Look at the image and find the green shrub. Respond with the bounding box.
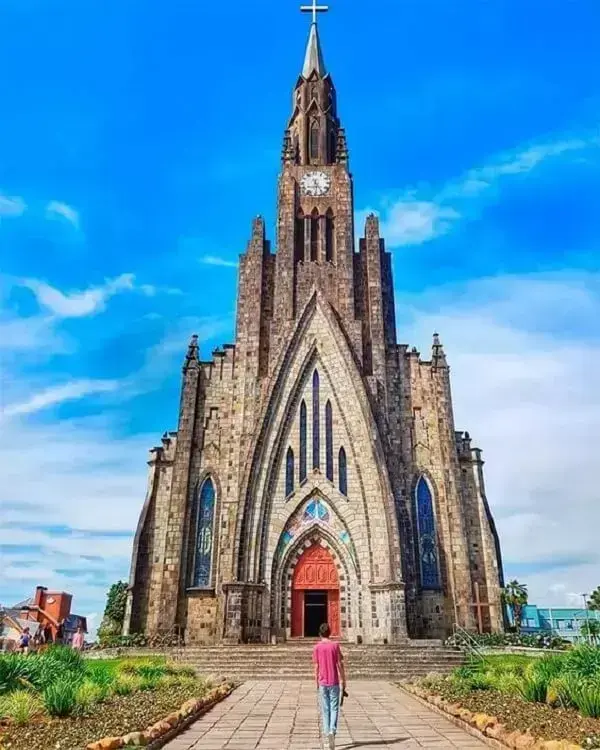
[490,672,522,695]
[564,646,600,679]
[113,674,141,695]
[0,654,31,694]
[85,661,117,696]
[0,689,44,725]
[574,680,600,719]
[75,681,104,714]
[136,663,167,680]
[43,679,78,717]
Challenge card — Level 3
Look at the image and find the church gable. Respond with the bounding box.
[235,292,401,589]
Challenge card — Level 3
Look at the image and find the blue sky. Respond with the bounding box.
[1,0,599,633]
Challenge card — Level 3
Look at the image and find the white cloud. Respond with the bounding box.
[21,273,135,318]
[199,254,238,268]
[0,193,26,218]
[45,200,80,229]
[364,133,598,248]
[2,379,119,418]
[357,200,460,246]
[398,270,600,607]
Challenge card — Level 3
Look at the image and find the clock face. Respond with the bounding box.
[300,171,331,197]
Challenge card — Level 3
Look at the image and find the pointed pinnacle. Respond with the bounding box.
[183,334,199,372]
[302,23,326,78]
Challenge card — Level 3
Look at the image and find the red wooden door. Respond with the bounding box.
[291,544,340,638]
[327,590,340,637]
[291,590,303,637]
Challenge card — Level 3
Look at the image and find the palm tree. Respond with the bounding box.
[580,619,600,645]
[502,580,528,633]
[588,587,600,612]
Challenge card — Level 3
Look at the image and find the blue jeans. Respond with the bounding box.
[319,685,340,736]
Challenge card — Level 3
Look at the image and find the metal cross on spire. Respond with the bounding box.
[300,0,329,25]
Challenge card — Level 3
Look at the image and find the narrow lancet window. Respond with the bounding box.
[325,210,334,262]
[285,447,294,496]
[193,477,215,587]
[415,476,441,590]
[300,400,307,482]
[325,400,333,481]
[310,210,319,262]
[338,447,347,496]
[310,119,319,162]
[312,369,320,470]
[294,212,305,264]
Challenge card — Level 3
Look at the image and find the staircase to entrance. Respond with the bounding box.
[173,640,464,681]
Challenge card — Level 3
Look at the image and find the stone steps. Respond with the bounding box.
[173,641,464,680]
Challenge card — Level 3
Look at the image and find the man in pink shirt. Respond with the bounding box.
[71,626,85,651]
[312,623,346,750]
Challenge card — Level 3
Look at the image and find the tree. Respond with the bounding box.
[502,580,529,633]
[98,581,128,643]
[588,587,600,612]
[580,619,600,645]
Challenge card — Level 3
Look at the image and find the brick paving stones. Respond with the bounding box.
[164,681,487,749]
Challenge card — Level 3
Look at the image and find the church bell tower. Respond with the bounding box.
[273,1,357,328]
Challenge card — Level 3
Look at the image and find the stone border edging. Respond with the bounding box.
[396,683,582,750]
[85,683,236,750]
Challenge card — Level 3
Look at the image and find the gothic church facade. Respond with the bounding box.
[125,17,504,644]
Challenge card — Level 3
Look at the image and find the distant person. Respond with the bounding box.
[55,620,64,645]
[72,626,85,651]
[312,623,346,750]
[17,627,31,654]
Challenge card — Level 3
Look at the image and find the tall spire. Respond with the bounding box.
[300,1,328,78]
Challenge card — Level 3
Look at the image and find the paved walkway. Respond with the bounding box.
[165,680,487,749]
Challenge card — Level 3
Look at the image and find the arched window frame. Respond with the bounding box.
[299,400,307,482]
[338,446,347,496]
[310,208,319,262]
[309,118,319,162]
[192,476,216,588]
[312,370,320,470]
[325,400,333,481]
[325,209,335,263]
[285,447,294,497]
[414,475,441,591]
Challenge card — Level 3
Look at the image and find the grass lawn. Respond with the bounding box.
[413,647,600,747]
[0,647,211,750]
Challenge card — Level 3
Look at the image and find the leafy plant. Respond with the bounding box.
[0,654,31,694]
[98,581,128,643]
[43,679,78,717]
[518,672,548,703]
[575,680,600,719]
[0,690,44,725]
[502,580,529,633]
[113,674,141,695]
[74,681,104,714]
[581,619,600,645]
[564,645,600,678]
[589,588,600,612]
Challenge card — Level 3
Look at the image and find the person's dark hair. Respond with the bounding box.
[319,623,331,638]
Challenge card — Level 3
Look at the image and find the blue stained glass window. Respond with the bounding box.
[325,400,333,481]
[415,476,441,590]
[193,477,215,587]
[338,447,347,496]
[285,447,294,497]
[312,370,320,470]
[300,401,307,482]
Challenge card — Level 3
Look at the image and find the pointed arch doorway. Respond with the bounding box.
[291,544,340,638]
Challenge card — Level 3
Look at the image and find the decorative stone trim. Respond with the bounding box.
[397,683,582,750]
[85,682,236,750]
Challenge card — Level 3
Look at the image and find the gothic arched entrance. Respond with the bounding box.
[291,544,340,637]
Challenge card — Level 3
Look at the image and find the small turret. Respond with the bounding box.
[431,332,448,369]
[183,334,199,373]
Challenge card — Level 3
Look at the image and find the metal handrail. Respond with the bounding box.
[452,623,486,661]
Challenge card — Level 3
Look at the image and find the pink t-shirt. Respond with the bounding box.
[313,640,342,687]
[72,632,84,650]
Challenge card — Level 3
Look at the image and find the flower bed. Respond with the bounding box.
[0,646,230,750]
[445,632,571,651]
[403,647,600,749]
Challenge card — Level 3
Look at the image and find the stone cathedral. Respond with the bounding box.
[124,10,504,645]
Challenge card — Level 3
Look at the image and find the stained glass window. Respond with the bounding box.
[285,447,294,497]
[312,370,320,470]
[310,119,319,162]
[300,400,307,482]
[325,400,333,481]
[193,477,215,587]
[415,476,441,590]
[339,446,347,496]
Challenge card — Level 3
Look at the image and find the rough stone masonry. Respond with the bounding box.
[123,14,505,646]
